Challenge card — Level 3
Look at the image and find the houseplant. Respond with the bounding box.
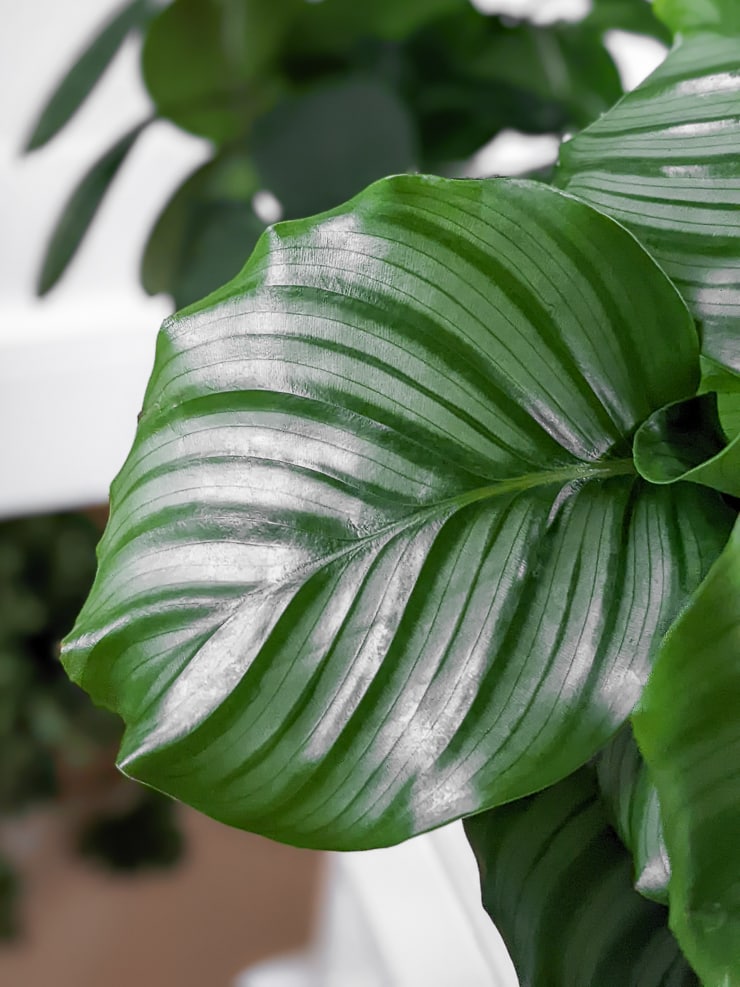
[29,0,739,982]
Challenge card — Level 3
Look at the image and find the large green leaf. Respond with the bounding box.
[597,725,670,904]
[252,78,417,218]
[634,517,740,984]
[634,393,740,496]
[556,32,740,373]
[37,121,148,296]
[24,0,152,152]
[62,176,733,850]
[464,768,698,987]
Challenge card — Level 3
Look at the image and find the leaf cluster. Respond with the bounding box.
[26,0,668,305]
[26,0,740,983]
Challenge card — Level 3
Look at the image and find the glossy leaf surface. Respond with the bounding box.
[700,358,740,440]
[62,176,733,849]
[37,122,147,296]
[556,32,740,373]
[597,726,670,904]
[464,768,698,987]
[634,517,740,985]
[635,393,740,497]
[24,0,151,152]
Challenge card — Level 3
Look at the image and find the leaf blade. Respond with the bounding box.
[37,122,147,296]
[464,768,698,987]
[62,176,732,849]
[24,0,151,152]
[556,32,740,374]
[634,517,740,985]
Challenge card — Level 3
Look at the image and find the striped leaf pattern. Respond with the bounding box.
[62,176,733,849]
[556,33,740,374]
[597,725,670,904]
[634,517,740,985]
[464,768,698,987]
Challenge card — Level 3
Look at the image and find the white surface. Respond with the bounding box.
[236,823,519,987]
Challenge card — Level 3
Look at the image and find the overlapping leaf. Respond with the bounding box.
[634,517,740,985]
[62,176,733,849]
[635,392,740,496]
[556,31,740,373]
[464,768,697,987]
[597,725,670,904]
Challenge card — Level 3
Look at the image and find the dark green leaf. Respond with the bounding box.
[556,32,740,373]
[700,357,740,440]
[252,78,417,218]
[464,768,698,987]
[37,122,147,296]
[24,0,151,152]
[634,517,740,985]
[597,725,670,904]
[141,152,264,307]
[654,0,740,34]
[62,176,732,850]
[141,0,296,143]
[634,393,740,496]
[288,0,467,48]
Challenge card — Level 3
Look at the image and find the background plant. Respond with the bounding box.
[0,514,183,939]
[28,0,740,983]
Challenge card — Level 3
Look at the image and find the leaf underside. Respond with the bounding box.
[62,176,733,850]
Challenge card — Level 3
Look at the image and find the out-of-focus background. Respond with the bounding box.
[1,1,668,983]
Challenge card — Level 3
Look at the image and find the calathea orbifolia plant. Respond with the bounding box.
[60,0,739,983]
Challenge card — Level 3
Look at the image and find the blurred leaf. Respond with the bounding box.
[634,517,740,985]
[464,769,697,986]
[142,152,264,308]
[634,393,740,497]
[37,122,148,296]
[24,0,152,152]
[252,78,417,218]
[401,11,622,167]
[288,0,467,50]
[467,21,623,130]
[141,0,297,142]
[585,0,672,42]
[62,176,733,849]
[654,0,740,33]
[556,32,740,373]
[597,725,670,904]
[78,789,184,871]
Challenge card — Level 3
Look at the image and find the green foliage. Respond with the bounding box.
[465,769,698,986]
[555,31,740,374]
[634,518,740,984]
[28,0,740,980]
[30,0,654,300]
[23,0,152,152]
[37,123,149,296]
